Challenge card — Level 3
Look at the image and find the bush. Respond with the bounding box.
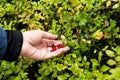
[0,0,120,80]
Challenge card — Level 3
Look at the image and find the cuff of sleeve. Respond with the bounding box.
[3,30,23,61]
[0,27,7,59]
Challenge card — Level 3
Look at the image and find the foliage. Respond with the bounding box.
[0,0,120,80]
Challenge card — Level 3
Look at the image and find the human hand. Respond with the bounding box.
[20,30,70,60]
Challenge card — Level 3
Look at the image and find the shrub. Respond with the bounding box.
[0,0,120,80]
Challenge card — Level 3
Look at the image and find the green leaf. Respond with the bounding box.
[92,29,103,40]
[100,65,110,72]
[106,0,111,7]
[115,46,120,55]
[98,51,103,62]
[90,59,99,65]
[115,56,120,62]
[15,76,21,80]
[105,50,115,57]
[109,69,116,74]
[79,19,87,26]
[109,68,120,74]
[92,70,102,79]
[71,54,77,58]
[112,3,119,9]
[112,46,120,55]
[110,19,116,28]
[102,45,109,51]
[83,56,87,62]
[57,73,70,80]
[107,59,116,66]
[109,68,120,78]
[56,64,67,71]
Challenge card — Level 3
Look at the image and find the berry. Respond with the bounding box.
[57,44,64,49]
[50,45,57,52]
[75,28,80,35]
[50,44,65,52]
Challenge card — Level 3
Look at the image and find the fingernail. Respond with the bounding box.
[55,35,58,37]
[65,47,70,51]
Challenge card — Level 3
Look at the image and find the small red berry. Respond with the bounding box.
[50,45,57,52]
[50,44,65,52]
[75,28,80,35]
[57,44,64,49]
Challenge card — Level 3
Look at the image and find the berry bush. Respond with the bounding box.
[0,0,120,80]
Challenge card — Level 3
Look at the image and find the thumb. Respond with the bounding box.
[42,31,57,40]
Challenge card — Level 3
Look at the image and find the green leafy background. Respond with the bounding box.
[0,0,120,80]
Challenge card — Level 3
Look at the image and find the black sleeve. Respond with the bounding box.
[3,30,23,61]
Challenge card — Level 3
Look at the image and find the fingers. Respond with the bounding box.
[42,39,62,47]
[42,31,57,40]
[46,46,70,59]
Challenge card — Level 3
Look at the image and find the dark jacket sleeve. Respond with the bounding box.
[0,27,7,59]
[0,27,23,61]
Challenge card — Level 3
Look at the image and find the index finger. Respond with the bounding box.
[42,31,58,40]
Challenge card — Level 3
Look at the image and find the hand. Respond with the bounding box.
[20,30,70,60]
